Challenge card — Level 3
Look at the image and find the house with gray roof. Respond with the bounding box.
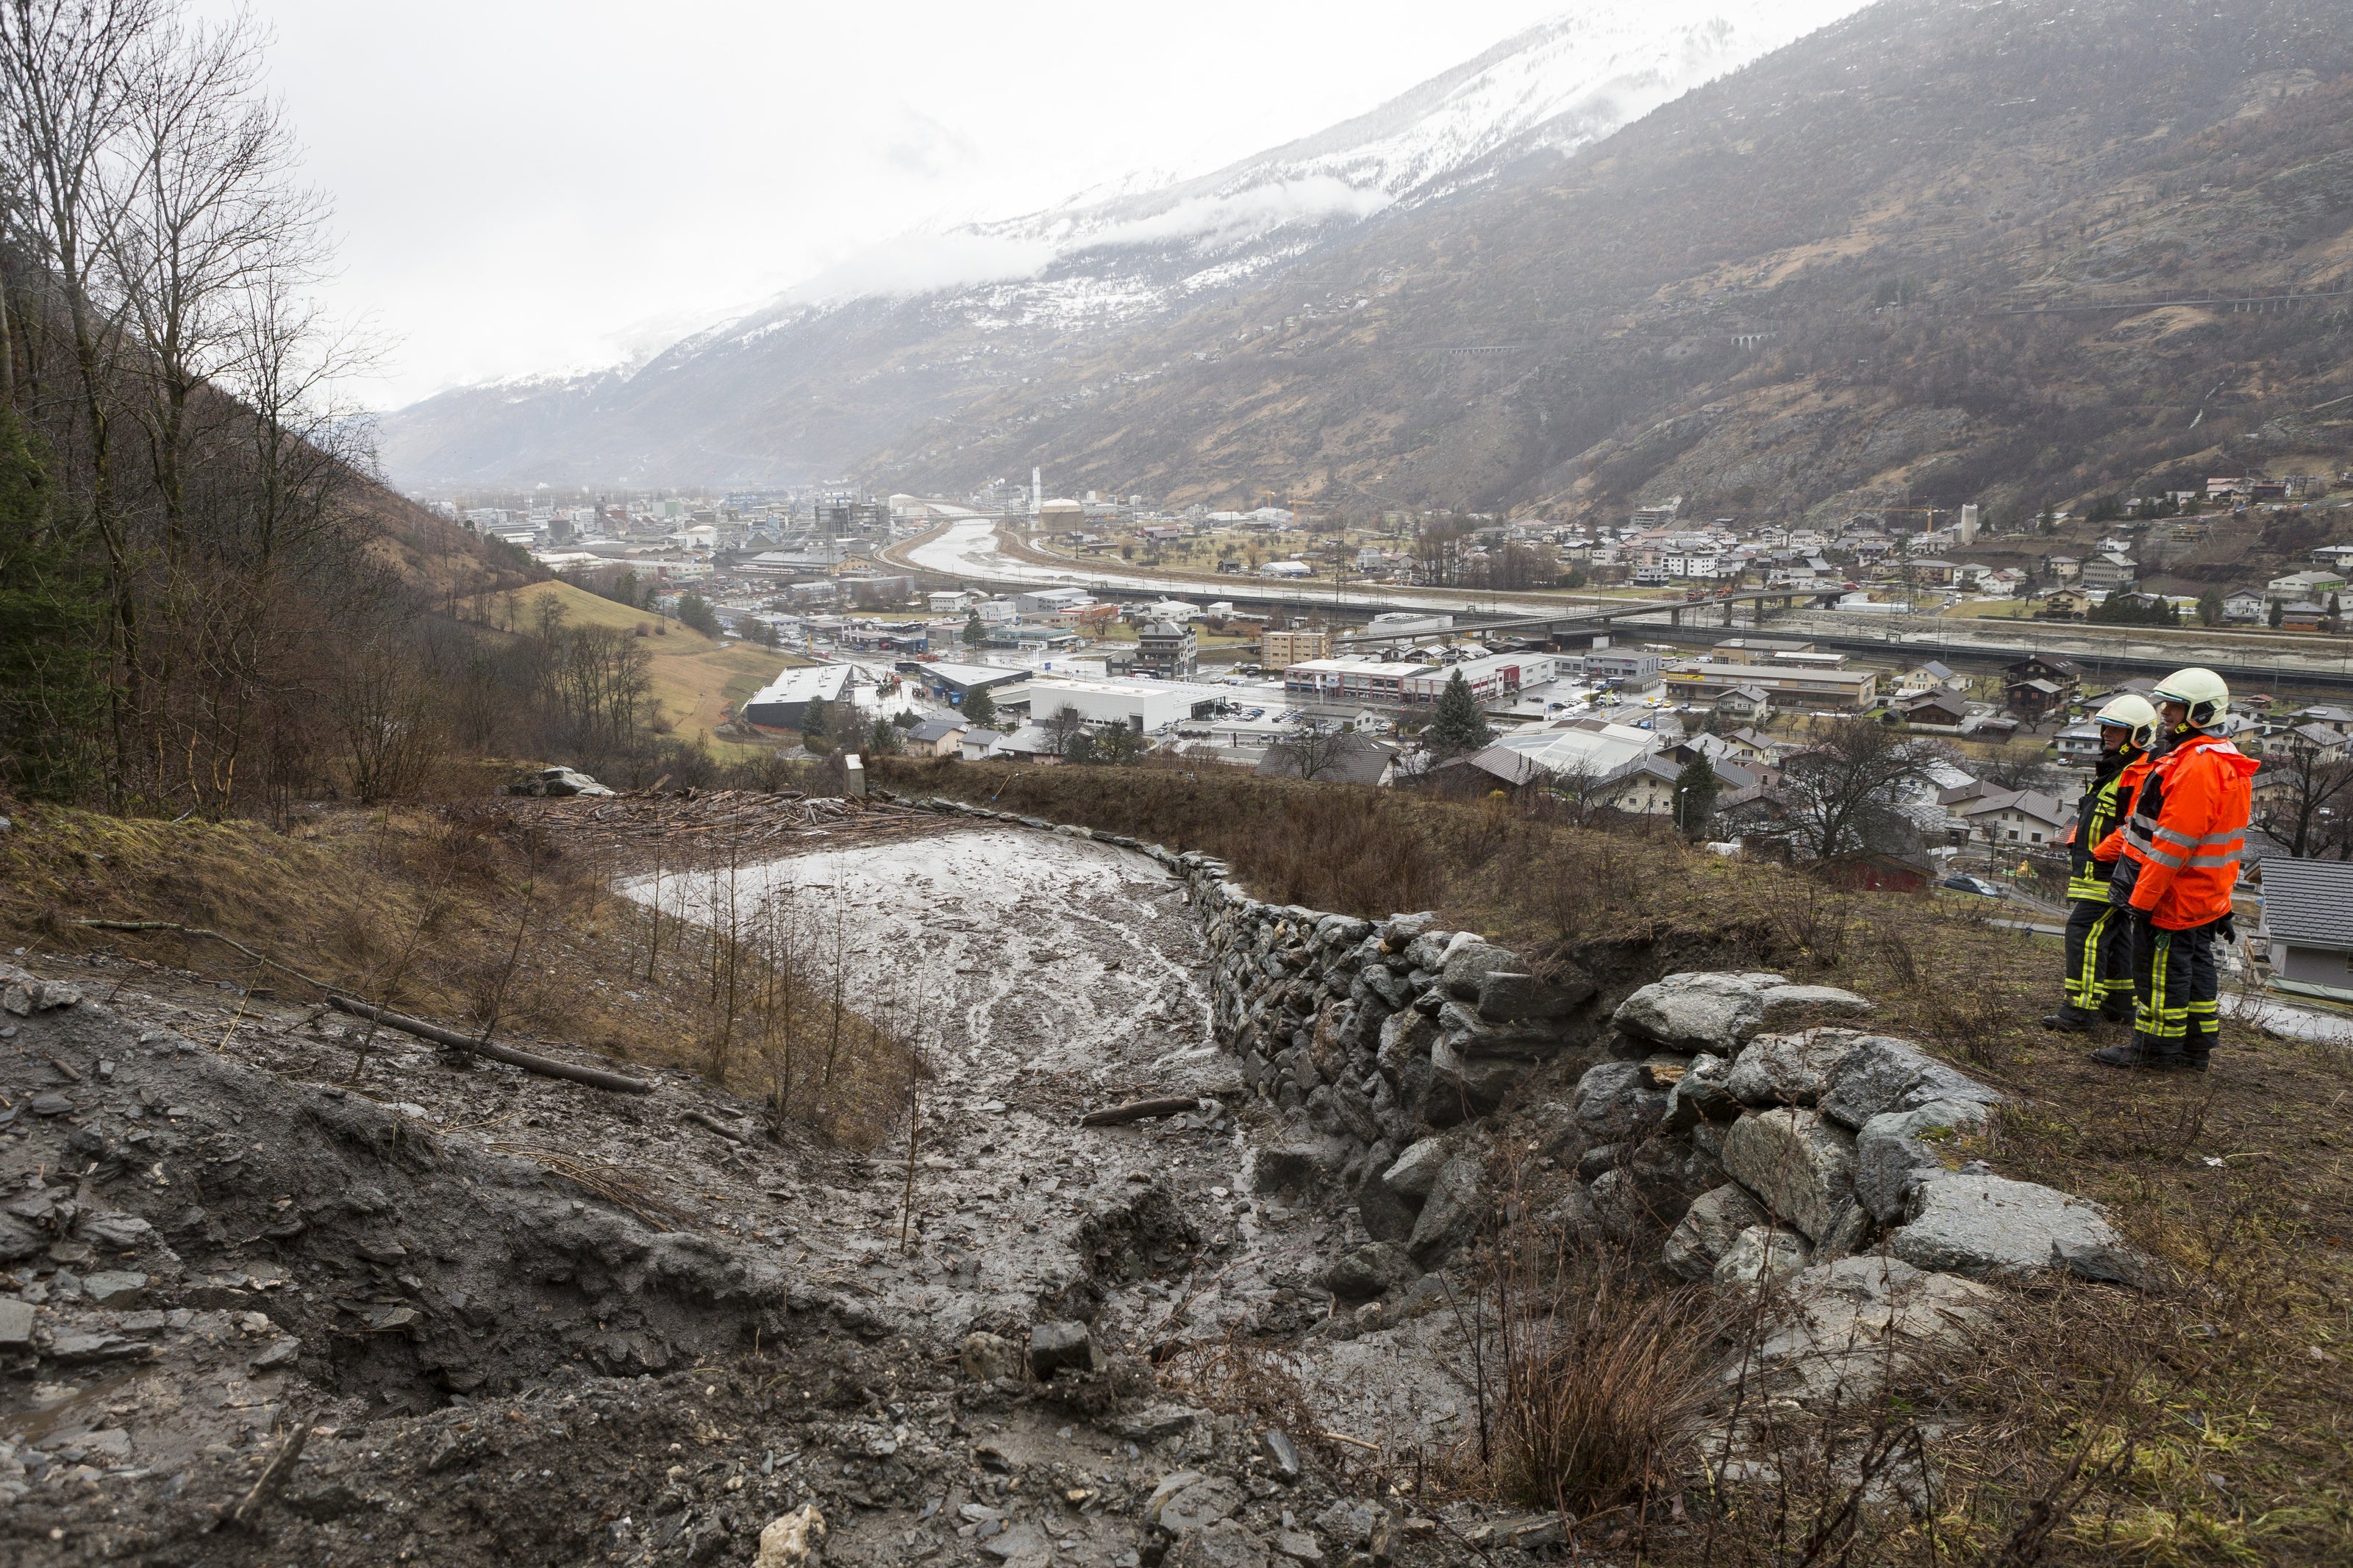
[2261,857,2353,996]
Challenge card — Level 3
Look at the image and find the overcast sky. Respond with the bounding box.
[226,1,1606,410]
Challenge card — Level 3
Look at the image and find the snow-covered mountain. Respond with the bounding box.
[374,1,1862,489]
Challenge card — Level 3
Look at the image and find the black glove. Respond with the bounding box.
[2217,914,2238,943]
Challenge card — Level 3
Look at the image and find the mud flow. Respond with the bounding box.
[1,823,1493,1567]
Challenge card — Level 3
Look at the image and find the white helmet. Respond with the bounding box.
[2093,692,2160,751]
[2152,667,2229,728]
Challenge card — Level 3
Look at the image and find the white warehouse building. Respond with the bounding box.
[1020,676,1227,732]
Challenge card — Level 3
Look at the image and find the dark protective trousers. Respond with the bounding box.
[2131,917,2224,1060]
[2063,898,2132,1012]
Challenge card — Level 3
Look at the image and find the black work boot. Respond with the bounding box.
[2041,1006,2096,1034]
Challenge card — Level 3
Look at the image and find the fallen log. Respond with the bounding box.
[682,1109,749,1143]
[1078,1095,1210,1128]
[325,995,654,1094]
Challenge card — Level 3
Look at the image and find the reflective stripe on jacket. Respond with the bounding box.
[2123,732,2257,931]
[2065,746,2142,902]
[2091,752,2156,864]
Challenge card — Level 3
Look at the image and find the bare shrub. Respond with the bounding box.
[1758,870,1854,970]
[1487,1236,1713,1525]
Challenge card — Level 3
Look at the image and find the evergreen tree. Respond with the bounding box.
[962,613,986,647]
[963,684,996,729]
[676,592,722,637]
[1674,755,1720,837]
[1426,670,1493,756]
[2270,598,2286,629]
[0,409,104,799]
[801,695,829,740]
[2196,587,2224,628]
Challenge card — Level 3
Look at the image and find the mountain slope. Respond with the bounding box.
[864,0,2353,521]
[371,2,1857,490]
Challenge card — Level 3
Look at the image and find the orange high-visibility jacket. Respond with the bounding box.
[2118,733,2257,930]
[2088,751,2157,864]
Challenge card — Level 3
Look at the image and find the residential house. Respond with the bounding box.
[2046,556,2082,581]
[1134,620,1199,678]
[1261,629,1332,666]
[1903,659,1963,690]
[1253,734,1402,787]
[2221,589,2269,623]
[1896,690,1970,728]
[903,718,967,759]
[958,728,1007,762]
[1715,684,1772,723]
[2004,655,2082,714]
[2279,601,2332,632]
[992,723,1065,762]
[2005,678,2067,720]
[2035,587,2091,620]
[1716,727,1783,765]
[2054,722,2104,764]
[1596,755,1760,819]
[2260,858,2353,995]
[1956,790,2073,849]
[1910,559,1958,587]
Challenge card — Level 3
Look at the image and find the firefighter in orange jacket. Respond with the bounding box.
[2094,667,2257,1071]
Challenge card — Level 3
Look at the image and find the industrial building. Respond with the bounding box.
[1018,676,1225,732]
[1282,652,1555,708]
[1658,660,1877,711]
[906,660,1029,708]
[740,664,855,731]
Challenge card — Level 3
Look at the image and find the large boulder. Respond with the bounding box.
[1664,1052,1740,1131]
[1249,1138,1352,1196]
[1375,1009,1438,1079]
[1613,972,1874,1053]
[1713,1225,1811,1293]
[1854,1100,1993,1223]
[1571,1062,1670,1148]
[1409,1148,1489,1262]
[1721,1109,1860,1242]
[1662,1182,1771,1281]
[1381,1136,1452,1198]
[1725,1028,1867,1108]
[1425,1034,1533,1124]
[1612,973,1783,1052]
[1587,1140,1722,1245]
[1324,1242,1420,1300]
[1817,1036,2002,1131]
[1891,1173,2143,1284]
[1751,1254,2000,1409]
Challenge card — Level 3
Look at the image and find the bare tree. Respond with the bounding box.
[2256,733,2353,859]
[1043,703,1090,759]
[1777,719,1946,860]
[1265,722,1357,781]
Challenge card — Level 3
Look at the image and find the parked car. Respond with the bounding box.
[1939,874,2004,898]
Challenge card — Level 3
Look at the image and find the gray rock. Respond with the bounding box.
[0,967,82,1016]
[1381,1137,1451,1198]
[1259,1428,1302,1482]
[981,1521,1056,1567]
[1721,1109,1860,1242]
[1440,940,1526,1000]
[1588,1140,1721,1245]
[1409,1148,1489,1262]
[1817,1036,2002,1131]
[1610,971,1785,1052]
[1662,1182,1771,1281]
[249,1337,301,1372]
[1252,1139,1351,1196]
[1475,969,1587,1023]
[1854,1100,1993,1223]
[1752,1255,1999,1408]
[81,1270,147,1307]
[1815,1199,1876,1261]
[1892,1173,2143,1284]
[1355,1170,1418,1244]
[1727,1028,1868,1108]
[0,1297,32,1346]
[1754,983,1877,1033]
[1151,1473,1247,1532]
[1665,1052,1740,1131]
[1313,1500,1382,1548]
[0,1213,41,1264]
[1382,912,1440,945]
[1167,1519,1271,1568]
[1273,1528,1322,1562]
[1424,1037,1529,1123]
[77,1212,157,1250]
[960,1331,1022,1382]
[1713,1225,1811,1292]
[1571,1061,1669,1148]
[1374,1009,1437,1078]
[1325,1242,1419,1300]
[1401,931,1456,971]
[1028,1320,1098,1379]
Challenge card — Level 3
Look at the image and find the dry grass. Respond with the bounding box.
[0,797,917,1147]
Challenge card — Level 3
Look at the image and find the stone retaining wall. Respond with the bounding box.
[881,792,2148,1336]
